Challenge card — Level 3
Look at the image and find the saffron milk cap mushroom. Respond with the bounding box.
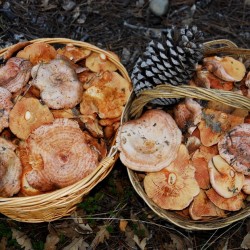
[117,109,182,172]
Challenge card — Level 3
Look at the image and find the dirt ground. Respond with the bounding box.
[0,0,250,249]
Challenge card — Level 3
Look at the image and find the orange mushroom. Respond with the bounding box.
[206,188,246,211]
[117,109,182,172]
[0,57,32,93]
[0,87,13,133]
[144,144,200,210]
[189,189,226,220]
[31,58,83,109]
[0,138,22,197]
[218,123,250,175]
[208,155,245,198]
[16,42,57,65]
[9,97,54,140]
[203,56,246,82]
[242,176,250,194]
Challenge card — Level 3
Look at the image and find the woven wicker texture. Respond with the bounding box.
[0,38,131,223]
[123,39,250,230]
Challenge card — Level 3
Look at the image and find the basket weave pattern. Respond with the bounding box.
[123,40,250,230]
[0,38,130,223]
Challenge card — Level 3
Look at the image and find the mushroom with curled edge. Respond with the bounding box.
[189,189,226,220]
[208,155,245,198]
[31,58,83,109]
[9,97,54,140]
[21,118,101,192]
[0,57,32,93]
[206,188,246,211]
[117,109,182,172]
[203,56,246,82]
[218,123,250,175]
[16,42,57,65]
[0,138,22,197]
[143,144,200,210]
[242,176,250,194]
[0,87,13,133]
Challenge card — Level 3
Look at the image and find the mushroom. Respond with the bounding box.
[9,97,54,140]
[143,144,200,210]
[242,176,250,194]
[189,189,226,220]
[31,58,83,109]
[80,71,131,119]
[23,118,100,190]
[0,57,32,93]
[218,123,250,175]
[0,87,13,133]
[85,52,118,72]
[0,138,22,197]
[57,44,91,63]
[16,42,57,65]
[203,56,246,82]
[3,41,31,60]
[117,109,182,172]
[206,188,246,211]
[246,71,250,88]
[208,155,245,198]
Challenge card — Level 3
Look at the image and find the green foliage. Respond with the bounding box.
[32,240,44,250]
[78,192,104,214]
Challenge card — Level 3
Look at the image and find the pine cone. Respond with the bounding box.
[131,25,204,106]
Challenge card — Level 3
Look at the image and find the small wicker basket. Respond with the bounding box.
[122,39,250,230]
[0,38,131,223]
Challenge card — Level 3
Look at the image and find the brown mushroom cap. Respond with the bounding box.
[31,58,83,109]
[0,138,22,197]
[206,188,246,211]
[189,189,226,220]
[218,123,250,175]
[9,97,54,140]
[144,144,200,210]
[208,155,245,198]
[203,56,246,82]
[85,52,118,72]
[16,42,57,65]
[242,176,250,194]
[0,57,32,93]
[117,109,182,172]
[0,87,13,133]
[24,118,99,190]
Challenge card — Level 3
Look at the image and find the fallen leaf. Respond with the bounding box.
[90,225,110,249]
[44,225,60,250]
[71,211,93,233]
[0,237,7,250]
[11,228,33,250]
[241,232,250,249]
[124,226,136,248]
[62,237,89,250]
[119,219,128,232]
[133,235,148,250]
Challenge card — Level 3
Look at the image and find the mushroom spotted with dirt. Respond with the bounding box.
[0,138,22,197]
[208,155,245,198]
[0,57,32,93]
[117,109,182,172]
[218,123,250,175]
[31,58,83,109]
[143,144,200,210]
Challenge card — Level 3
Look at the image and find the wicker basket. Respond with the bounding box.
[0,38,131,223]
[122,39,250,230]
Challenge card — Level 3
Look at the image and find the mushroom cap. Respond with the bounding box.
[0,87,13,133]
[117,109,182,172]
[206,188,246,211]
[16,42,57,65]
[203,56,246,82]
[218,123,250,175]
[189,189,226,220]
[208,155,245,198]
[9,97,54,140]
[0,57,32,93]
[80,71,131,119]
[31,58,83,109]
[144,144,200,210]
[246,71,250,88]
[57,44,91,63]
[24,118,100,190]
[242,176,250,194]
[0,138,22,197]
[85,52,118,72]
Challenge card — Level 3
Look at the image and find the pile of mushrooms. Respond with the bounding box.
[0,41,131,197]
[117,55,250,221]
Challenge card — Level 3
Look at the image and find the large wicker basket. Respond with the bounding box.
[122,39,250,230]
[0,38,131,223]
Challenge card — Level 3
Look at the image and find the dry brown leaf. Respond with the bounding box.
[62,237,89,250]
[119,219,128,232]
[71,212,93,233]
[133,235,149,250]
[90,225,110,249]
[44,224,60,250]
[124,226,137,248]
[241,232,250,249]
[0,237,7,250]
[11,228,33,250]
